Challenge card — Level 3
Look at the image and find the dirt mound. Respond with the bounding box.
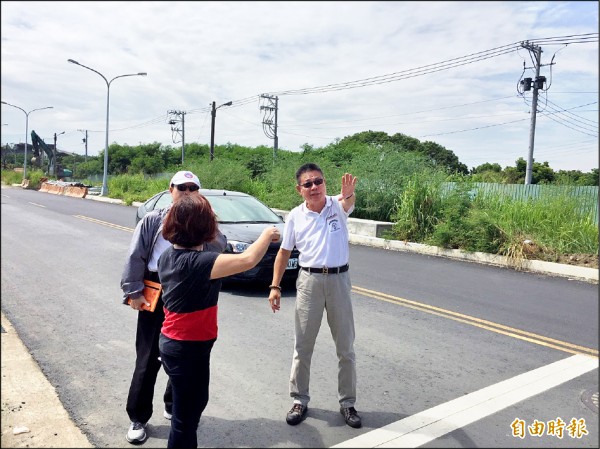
[555,253,598,269]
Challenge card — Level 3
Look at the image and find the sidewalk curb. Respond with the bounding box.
[1,311,94,448]
[348,235,598,284]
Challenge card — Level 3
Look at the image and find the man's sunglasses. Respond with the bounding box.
[299,178,324,189]
[172,184,200,192]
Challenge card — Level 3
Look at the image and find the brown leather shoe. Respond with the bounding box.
[340,406,362,428]
[286,403,308,425]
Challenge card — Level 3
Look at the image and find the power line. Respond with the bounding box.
[266,46,519,96]
[419,117,528,138]
[522,95,599,133]
[544,99,598,126]
[540,111,598,138]
[76,33,597,147]
[526,33,598,46]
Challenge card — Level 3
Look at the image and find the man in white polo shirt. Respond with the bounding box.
[268,162,361,429]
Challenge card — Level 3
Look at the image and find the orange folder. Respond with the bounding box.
[127,279,162,312]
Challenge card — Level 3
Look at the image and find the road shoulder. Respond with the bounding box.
[1,311,94,448]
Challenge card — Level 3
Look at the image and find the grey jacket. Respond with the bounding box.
[120,204,227,305]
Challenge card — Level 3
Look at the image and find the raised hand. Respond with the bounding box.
[340,173,357,200]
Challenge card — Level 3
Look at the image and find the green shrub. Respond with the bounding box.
[107,173,170,205]
[390,174,445,241]
[1,169,24,186]
[492,192,598,259]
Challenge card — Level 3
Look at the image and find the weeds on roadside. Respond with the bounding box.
[390,177,598,265]
[2,153,597,264]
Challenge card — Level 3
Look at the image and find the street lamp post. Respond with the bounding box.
[53,131,65,177]
[1,101,53,180]
[67,59,147,196]
[210,101,232,161]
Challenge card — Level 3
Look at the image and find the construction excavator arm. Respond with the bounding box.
[30,130,71,178]
[30,130,55,162]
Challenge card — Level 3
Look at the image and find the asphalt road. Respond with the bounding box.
[1,186,598,448]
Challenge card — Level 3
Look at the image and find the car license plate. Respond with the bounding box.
[287,258,298,270]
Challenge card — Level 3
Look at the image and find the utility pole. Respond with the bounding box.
[210,102,216,162]
[260,94,278,161]
[519,41,547,185]
[53,131,64,177]
[78,129,88,162]
[274,97,278,154]
[168,110,186,164]
[53,133,58,176]
[181,112,185,165]
[210,101,232,161]
[53,133,57,176]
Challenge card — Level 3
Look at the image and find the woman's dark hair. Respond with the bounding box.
[162,194,218,247]
[295,162,323,184]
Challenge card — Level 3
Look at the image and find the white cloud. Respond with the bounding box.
[1,1,598,172]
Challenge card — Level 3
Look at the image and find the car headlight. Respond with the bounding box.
[227,240,251,253]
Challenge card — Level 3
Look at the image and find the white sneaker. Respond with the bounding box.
[126,421,148,444]
[163,409,172,420]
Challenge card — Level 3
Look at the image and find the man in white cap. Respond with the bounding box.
[120,170,227,445]
[168,170,201,190]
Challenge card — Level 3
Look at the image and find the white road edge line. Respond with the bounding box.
[331,354,598,448]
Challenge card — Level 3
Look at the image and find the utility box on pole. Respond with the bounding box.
[260,94,279,161]
[168,110,186,164]
[520,41,543,185]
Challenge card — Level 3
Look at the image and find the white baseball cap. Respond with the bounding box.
[170,170,201,188]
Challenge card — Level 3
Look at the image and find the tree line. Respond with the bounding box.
[2,130,597,186]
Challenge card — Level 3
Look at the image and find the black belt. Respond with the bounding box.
[301,264,349,274]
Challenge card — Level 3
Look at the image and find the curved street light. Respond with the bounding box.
[67,59,147,196]
[1,101,53,180]
[210,100,232,161]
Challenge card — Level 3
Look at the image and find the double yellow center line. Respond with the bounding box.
[74,215,598,358]
[352,285,598,358]
[74,215,134,233]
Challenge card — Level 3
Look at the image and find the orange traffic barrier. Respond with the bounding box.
[63,186,88,198]
[36,182,87,198]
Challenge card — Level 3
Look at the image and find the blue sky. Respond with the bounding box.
[1,1,598,172]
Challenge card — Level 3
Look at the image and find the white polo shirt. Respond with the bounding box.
[281,195,354,268]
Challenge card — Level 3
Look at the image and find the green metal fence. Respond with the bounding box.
[443,183,599,224]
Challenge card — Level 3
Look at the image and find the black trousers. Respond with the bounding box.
[160,337,215,449]
[126,293,173,424]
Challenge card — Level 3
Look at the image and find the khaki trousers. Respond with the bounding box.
[289,269,356,408]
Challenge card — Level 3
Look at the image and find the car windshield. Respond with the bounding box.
[208,195,282,223]
[148,190,283,224]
